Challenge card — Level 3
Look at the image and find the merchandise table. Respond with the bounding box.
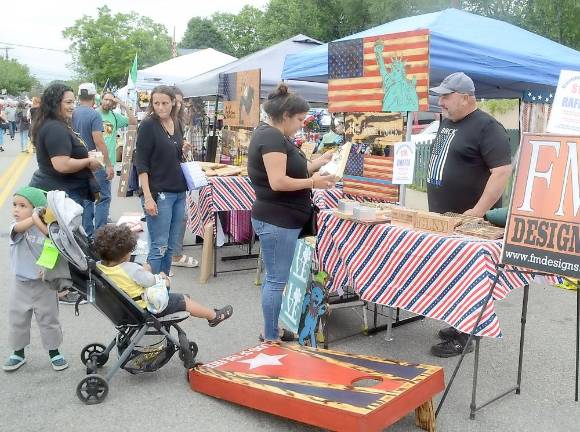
[186,176,354,236]
[316,211,557,339]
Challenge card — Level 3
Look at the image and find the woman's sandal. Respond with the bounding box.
[208,305,233,327]
[172,255,199,268]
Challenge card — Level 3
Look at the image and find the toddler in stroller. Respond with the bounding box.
[44,191,232,404]
[93,224,233,327]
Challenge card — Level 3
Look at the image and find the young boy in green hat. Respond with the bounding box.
[3,186,68,372]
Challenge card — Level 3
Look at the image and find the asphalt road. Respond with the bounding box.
[1,134,579,431]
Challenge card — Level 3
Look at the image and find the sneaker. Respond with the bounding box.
[3,354,26,371]
[431,334,474,358]
[58,291,87,305]
[437,326,461,341]
[50,355,69,371]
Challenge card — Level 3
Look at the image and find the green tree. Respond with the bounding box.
[0,58,38,95]
[63,6,173,88]
[179,17,233,54]
[211,6,267,57]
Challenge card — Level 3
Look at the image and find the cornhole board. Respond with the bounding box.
[189,343,444,432]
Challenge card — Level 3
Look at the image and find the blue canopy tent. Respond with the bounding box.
[282,8,580,100]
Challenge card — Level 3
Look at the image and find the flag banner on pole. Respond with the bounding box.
[328,29,430,113]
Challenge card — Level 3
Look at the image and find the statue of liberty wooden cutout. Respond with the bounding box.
[374,41,419,112]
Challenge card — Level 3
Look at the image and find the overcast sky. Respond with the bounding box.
[3,0,269,82]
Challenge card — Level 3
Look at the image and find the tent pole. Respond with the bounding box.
[400,111,413,207]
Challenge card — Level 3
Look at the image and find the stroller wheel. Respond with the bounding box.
[178,341,199,364]
[76,374,109,405]
[80,343,109,367]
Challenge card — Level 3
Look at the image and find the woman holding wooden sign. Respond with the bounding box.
[248,83,336,342]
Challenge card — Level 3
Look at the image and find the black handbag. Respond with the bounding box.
[299,204,319,239]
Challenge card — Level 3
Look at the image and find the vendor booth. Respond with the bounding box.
[276,6,580,424]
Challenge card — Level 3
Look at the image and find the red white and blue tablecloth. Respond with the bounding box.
[186,176,349,237]
[186,176,255,238]
[316,211,558,339]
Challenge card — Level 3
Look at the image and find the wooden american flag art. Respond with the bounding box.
[328,29,430,113]
[343,151,400,202]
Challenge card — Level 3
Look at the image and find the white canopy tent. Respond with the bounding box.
[178,35,328,103]
[118,48,237,95]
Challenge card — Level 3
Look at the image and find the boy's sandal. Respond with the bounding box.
[50,354,69,371]
[3,354,26,371]
[172,255,199,268]
[208,305,233,327]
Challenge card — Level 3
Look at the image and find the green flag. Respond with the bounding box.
[128,53,138,89]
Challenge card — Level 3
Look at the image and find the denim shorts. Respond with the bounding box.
[156,293,186,317]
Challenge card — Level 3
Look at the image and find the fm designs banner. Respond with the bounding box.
[502,134,580,278]
[219,69,261,128]
[328,29,429,113]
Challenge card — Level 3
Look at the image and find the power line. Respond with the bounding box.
[0,41,67,53]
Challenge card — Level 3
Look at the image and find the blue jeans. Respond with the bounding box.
[19,128,27,151]
[251,218,301,341]
[8,121,16,139]
[143,191,186,275]
[82,169,111,239]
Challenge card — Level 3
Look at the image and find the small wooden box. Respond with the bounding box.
[390,208,418,228]
[415,212,461,234]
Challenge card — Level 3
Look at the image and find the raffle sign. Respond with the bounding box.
[392,141,416,184]
[547,70,580,135]
[502,134,580,278]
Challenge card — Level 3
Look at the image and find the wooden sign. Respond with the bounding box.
[190,343,444,432]
[502,134,580,278]
[280,239,315,334]
[414,212,461,234]
[220,69,261,128]
[391,208,418,228]
[328,29,430,112]
[117,125,137,197]
[345,112,404,147]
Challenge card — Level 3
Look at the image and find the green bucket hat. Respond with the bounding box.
[14,186,47,208]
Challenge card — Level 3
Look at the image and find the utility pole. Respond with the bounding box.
[0,47,14,60]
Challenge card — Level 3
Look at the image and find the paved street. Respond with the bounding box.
[1,133,579,431]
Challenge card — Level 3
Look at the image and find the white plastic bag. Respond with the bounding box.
[142,274,169,314]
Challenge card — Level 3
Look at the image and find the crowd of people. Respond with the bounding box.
[0,97,40,152]
[3,70,514,372]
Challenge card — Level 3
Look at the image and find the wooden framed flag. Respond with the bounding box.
[328,29,429,113]
[343,154,399,202]
[219,69,261,128]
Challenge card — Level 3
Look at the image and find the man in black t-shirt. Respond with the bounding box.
[427,72,512,357]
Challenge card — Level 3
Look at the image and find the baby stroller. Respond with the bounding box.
[45,191,198,405]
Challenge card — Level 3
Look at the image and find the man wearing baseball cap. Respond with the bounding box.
[72,83,114,240]
[427,72,512,357]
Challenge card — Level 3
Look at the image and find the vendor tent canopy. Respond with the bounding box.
[282,8,580,99]
[178,35,329,103]
[121,48,237,91]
